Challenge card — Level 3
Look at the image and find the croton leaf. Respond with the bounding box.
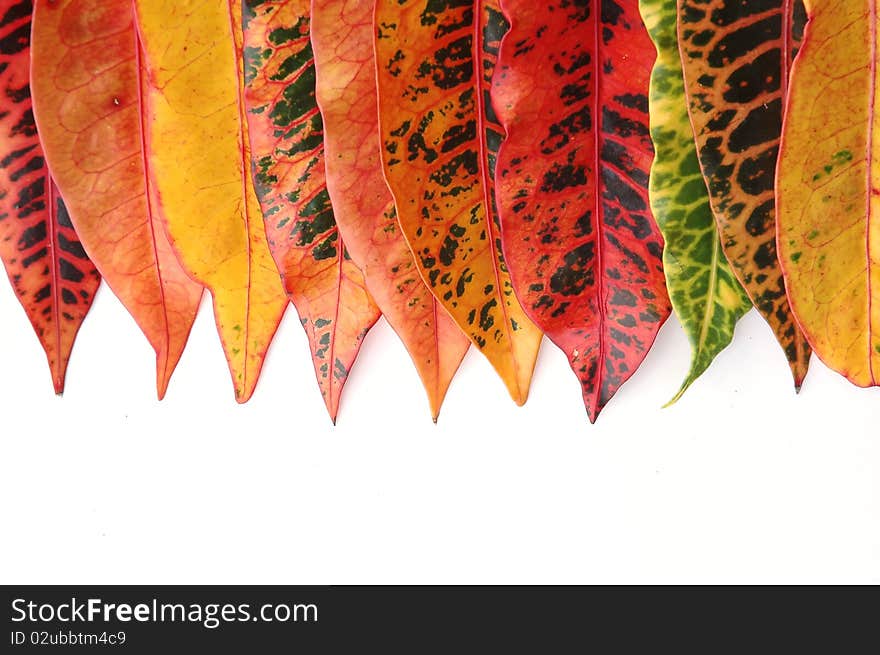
[0,0,100,395]
[310,0,469,420]
[777,0,880,386]
[678,0,811,388]
[242,0,380,422]
[492,0,671,422]
[31,0,203,399]
[0,0,101,394]
[375,0,543,405]
[640,0,752,402]
[133,0,289,403]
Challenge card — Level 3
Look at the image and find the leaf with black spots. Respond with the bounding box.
[0,0,100,394]
[492,0,671,422]
[243,0,380,421]
[311,0,469,421]
[375,0,543,405]
[678,0,811,388]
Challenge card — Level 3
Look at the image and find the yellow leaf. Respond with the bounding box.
[777,0,879,386]
[134,0,289,401]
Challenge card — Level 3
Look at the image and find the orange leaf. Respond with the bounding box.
[375,0,543,405]
[31,0,202,399]
[311,0,469,420]
[241,0,380,421]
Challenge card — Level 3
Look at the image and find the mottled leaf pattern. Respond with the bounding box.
[640,0,752,401]
[375,0,543,405]
[310,0,469,421]
[777,0,880,386]
[0,0,100,394]
[133,0,288,402]
[242,0,380,421]
[492,0,671,422]
[31,0,203,399]
[678,0,811,387]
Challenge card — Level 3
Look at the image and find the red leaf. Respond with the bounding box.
[492,0,671,421]
[0,0,100,394]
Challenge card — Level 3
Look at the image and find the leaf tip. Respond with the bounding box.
[323,396,340,425]
[50,359,68,396]
[234,385,254,405]
[155,352,178,402]
[663,386,687,409]
[511,390,529,407]
[792,369,807,394]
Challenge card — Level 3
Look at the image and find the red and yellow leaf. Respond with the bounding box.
[30,0,202,398]
[492,0,671,422]
[375,0,543,405]
[0,0,100,394]
[132,0,290,403]
[678,0,811,387]
[310,0,469,420]
[777,0,880,386]
[241,0,380,421]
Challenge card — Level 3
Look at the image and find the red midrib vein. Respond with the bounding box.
[134,24,172,386]
[47,177,63,389]
[591,9,607,413]
[781,0,793,104]
[327,238,344,420]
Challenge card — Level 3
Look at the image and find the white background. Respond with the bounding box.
[0,278,877,584]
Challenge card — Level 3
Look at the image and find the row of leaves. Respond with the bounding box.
[0,0,871,422]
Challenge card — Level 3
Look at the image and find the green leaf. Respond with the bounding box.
[640,0,752,404]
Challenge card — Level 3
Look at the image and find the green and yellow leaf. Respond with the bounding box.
[640,0,752,402]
